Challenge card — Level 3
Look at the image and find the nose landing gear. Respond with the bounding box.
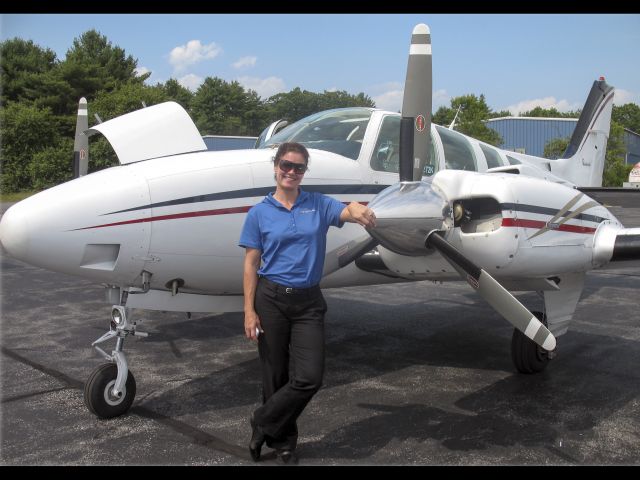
[84,305,147,418]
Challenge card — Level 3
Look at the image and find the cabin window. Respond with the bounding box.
[506,155,522,165]
[479,144,504,168]
[265,108,372,160]
[435,125,477,171]
[370,115,438,176]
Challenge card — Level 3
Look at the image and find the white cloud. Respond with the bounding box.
[370,81,402,112]
[614,89,640,106]
[178,73,204,92]
[169,40,222,72]
[370,81,450,113]
[135,66,151,77]
[373,89,403,112]
[237,76,286,99]
[503,96,581,115]
[233,56,257,69]
[433,89,450,112]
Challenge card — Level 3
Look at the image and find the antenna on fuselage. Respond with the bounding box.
[448,104,462,130]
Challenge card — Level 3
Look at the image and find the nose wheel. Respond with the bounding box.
[84,363,136,418]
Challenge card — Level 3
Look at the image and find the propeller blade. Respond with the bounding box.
[426,231,556,352]
[322,235,379,277]
[73,97,89,178]
[399,23,432,182]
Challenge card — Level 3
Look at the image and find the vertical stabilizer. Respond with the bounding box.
[553,79,614,187]
[73,97,89,178]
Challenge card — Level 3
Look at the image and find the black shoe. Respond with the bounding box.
[275,449,299,465]
[249,415,265,462]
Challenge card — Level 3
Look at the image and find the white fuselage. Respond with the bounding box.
[0,109,622,301]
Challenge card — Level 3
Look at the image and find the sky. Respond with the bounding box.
[2,13,640,114]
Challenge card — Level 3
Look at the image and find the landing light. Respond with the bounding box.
[111,307,125,326]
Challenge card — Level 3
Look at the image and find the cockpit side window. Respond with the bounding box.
[371,115,400,173]
[479,143,504,169]
[436,125,477,171]
[371,115,438,176]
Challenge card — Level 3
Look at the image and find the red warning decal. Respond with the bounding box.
[415,114,426,132]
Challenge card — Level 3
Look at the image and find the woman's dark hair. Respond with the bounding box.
[273,142,309,166]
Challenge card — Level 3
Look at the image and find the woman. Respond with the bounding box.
[239,142,376,464]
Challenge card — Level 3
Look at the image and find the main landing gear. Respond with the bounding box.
[511,311,556,374]
[84,305,147,418]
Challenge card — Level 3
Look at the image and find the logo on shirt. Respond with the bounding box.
[299,208,316,214]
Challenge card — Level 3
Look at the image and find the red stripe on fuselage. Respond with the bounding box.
[74,201,368,231]
[501,218,596,234]
[74,206,252,230]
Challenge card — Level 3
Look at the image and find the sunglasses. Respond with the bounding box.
[279,160,308,174]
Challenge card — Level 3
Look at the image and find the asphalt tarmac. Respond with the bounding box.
[1,195,639,466]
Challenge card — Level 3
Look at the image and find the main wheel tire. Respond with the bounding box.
[84,363,136,419]
[511,311,552,374]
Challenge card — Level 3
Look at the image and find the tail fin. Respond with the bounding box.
[73,97,89,178]
[555,79,615,187]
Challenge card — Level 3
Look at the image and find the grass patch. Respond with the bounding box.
[0,191,38,203]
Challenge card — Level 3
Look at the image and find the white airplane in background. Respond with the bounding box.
[1,24,639,419]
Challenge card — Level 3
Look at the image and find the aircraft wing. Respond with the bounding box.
[578,187,640,209]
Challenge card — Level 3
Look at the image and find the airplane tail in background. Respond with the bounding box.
[553,78,615,187]
[73,97,89,178]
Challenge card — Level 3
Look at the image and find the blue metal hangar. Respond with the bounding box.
[486,116,640,165]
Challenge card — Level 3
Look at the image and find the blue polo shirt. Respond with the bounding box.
[239,189,346,288]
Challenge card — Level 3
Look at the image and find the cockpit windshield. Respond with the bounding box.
[264,108,373,160]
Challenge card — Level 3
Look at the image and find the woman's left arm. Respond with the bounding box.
[340,202,376,228]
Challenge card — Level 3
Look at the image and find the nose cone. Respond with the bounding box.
[368,181,451,256]
[0,203,30,260]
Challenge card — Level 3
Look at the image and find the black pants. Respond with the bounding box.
[252,277,327,451]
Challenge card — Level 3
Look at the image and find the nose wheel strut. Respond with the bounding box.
[84,305,147,418]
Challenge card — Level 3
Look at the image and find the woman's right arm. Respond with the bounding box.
[243,247,262,341]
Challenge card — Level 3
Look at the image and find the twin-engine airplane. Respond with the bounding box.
[2,24,639,419]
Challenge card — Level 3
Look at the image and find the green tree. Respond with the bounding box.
[91,82,168,120]
[317,90,374,111]
[520,106,580,118]
[543,137,570,160]
[488,109,512,119]
[0,38,57,105]
[162,78,194,111]
[27,138,74,191]
[191,77,264,135]
[0,103,61,192]
[603,121,631,187]
[58,30,142,114]
[264,88,374,127]
[612,103,640,133]
[433,94,502,146]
